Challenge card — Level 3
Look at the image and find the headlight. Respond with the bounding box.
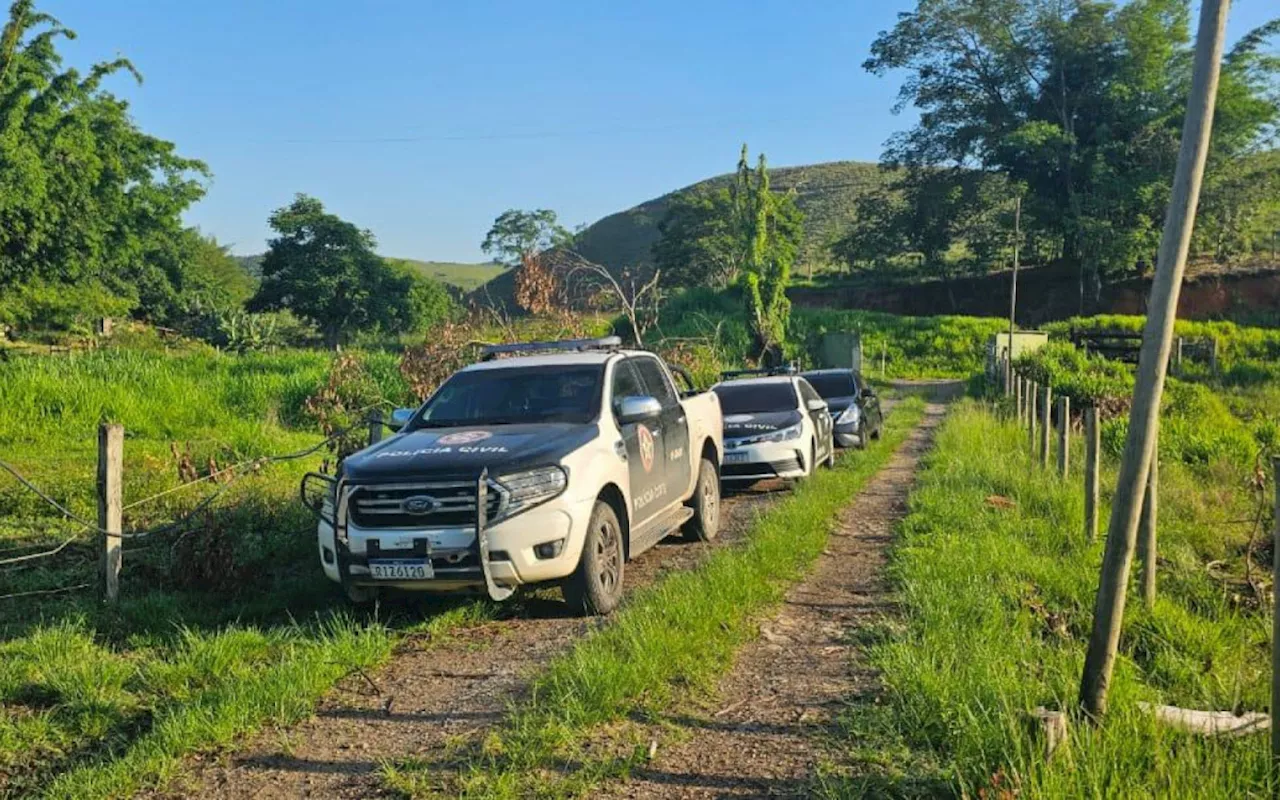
[734,423,803,447]
[837,405,860,425]
[493,466,567,520]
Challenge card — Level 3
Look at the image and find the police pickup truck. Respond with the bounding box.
[302,337,724,615]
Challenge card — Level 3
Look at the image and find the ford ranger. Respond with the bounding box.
[302,337,723,615]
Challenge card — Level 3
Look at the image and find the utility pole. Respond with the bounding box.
[1079,0,1230,721]
[1006,196,1022,395]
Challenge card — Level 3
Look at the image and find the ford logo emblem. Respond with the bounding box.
[401,495,438,515]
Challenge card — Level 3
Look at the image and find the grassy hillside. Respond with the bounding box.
[233,255,504,292]
[573,160,893,276]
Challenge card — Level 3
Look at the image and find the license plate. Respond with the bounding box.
[369,559,434,580]
[725,452,749,464]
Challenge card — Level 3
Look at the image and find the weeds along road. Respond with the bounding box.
[148,478,788,799]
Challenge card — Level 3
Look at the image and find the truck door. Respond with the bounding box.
[611,358,667,527]
[634,356,691,501]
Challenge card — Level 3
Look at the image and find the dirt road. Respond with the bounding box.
[603,403,944,798]
[153,484,783,799]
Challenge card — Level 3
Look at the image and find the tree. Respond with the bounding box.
[733,146,799,364]
[0,1,208,318]
[865,0,1280,308]
[830,188,908,273]
[481,209,571,268]
[250,195,427,348]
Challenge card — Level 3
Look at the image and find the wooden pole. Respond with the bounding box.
[1057,396,1070,480]
[98,423,123,604]
[1080,0,1229,721]
[1007,196,1021,396]
[1015,374,1024,422]
[1085,407,1100,542]
[1271,455,1280,770]
[1138,440,1159,610]
[1029,382,1038,453]
[368,409,384,446]
[1040,384,1052,470]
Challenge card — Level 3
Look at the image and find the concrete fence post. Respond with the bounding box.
[1058,396,1070,480]
[1015,374,1024,422]
[1085,407,1100,542]
[1029,382,1038,454]
[98,424,123,604]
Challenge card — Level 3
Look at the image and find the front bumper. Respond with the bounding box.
[834,422,864,448]
[316,478,595,599]
[720,439,807,482]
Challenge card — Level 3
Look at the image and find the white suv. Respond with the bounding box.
[711,372,834,484]
[304,337,724,615]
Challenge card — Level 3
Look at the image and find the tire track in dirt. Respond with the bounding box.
[150,485,783,799]
[602,403,945,799]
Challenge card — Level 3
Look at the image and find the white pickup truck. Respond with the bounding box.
[303,337,724,615]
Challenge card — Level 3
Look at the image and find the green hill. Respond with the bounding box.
[385,259,505,291]
[233,255,504,292]
[573,160,894,274]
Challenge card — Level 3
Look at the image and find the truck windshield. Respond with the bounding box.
[802,372,856,399]
[410,365,603,428]
[712,382,798,414]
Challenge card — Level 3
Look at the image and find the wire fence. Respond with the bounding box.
[0,413,382,600]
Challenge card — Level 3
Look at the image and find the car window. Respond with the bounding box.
[412,365,603,427]
[633,357,678,408]
[801,371,856,398]
[712,382,800,414]
[610,359,646,407]
[798,380,822,407]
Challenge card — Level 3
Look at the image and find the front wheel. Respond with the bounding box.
[683,457,720,542]
[855,419,869,450]
[563,500,625,616]
[824,435,836,468]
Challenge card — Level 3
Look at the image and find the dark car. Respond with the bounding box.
[800,369,883,449]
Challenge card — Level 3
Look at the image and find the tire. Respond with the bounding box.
[683,457,721,542]
[824,435,837,468]
[855,419,869,450]
[342,581,379,606]
[563,500,625,616]
[807,441,817,479]
[871,421,883,441]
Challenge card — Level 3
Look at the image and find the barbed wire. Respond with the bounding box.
[0,414,373,568]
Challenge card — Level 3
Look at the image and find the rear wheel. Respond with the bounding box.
[683,457,720,542]
[563,500,625,616]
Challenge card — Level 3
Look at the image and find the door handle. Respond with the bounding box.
[676,416,685,424]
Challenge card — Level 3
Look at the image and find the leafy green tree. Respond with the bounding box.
[0,1,208,313]
[384,260,456,334]
[481,209,570,268]
[250,195,442,348]
[865,0,1280,307]
[733,146,800,364]
[830,188,908,274]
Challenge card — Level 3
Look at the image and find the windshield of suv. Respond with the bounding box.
[410,365,604,428]
[712,382,799,415]
[802,372,857,399]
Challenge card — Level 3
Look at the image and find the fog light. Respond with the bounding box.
[534,538,566,560]
[322,546,335,565]
[488,550,511,562]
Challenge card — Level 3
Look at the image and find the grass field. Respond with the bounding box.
[822,402,1272,797]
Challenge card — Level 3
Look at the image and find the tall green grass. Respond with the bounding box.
[824,403,1271,798]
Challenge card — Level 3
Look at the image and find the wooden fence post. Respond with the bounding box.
[1040,384,1052,470]
[368,409,384,446]
[1058,396,1070,480]
[98,423,123,604]
[1015,375,1024,422]
[1029,382,1038,454]
[1085,407,1100,542]
[1138,438,1159,610]
[1271,455,1279,769]
[1209,337,1219,376]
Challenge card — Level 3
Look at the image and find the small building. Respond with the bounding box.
[987,331,1048,378]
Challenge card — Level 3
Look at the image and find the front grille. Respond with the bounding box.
[348,481,505,529]
[723,457,803,477]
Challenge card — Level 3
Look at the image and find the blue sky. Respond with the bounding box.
[47,0,1278,263]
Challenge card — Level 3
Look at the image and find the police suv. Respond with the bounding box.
[303,337,724,616]
[711,369,835,485]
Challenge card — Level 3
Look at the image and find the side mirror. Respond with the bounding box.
[863,388,876,399]
[616,395,662,424]
[388,408,415,431]
[806,398,828,412]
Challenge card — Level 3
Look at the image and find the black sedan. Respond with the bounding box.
[800,369,883,449]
